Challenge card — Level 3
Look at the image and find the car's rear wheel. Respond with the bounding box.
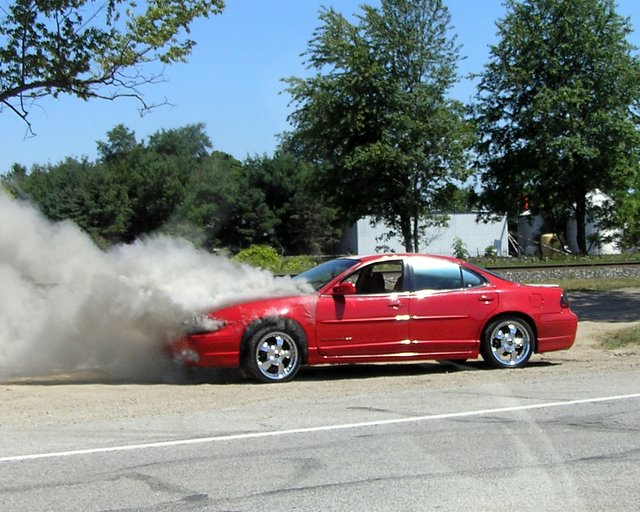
[243,324,303,383]
[481,317,534,369]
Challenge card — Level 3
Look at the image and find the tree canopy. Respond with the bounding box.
[2,124,339,254]
[0,0,224,129]
[474,0,640,254]
[5,0,640,256]
[284,0,473,252]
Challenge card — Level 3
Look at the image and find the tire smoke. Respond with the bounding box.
[0,194,307,382]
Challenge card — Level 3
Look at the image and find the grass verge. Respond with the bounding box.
[600,325,640,350]
[531,276,640,291]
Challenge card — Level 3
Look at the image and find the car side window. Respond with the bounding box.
[461,267,487,288]
[413,260,463,291]
[344,261,404,294]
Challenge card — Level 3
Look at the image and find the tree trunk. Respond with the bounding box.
[400,214,413,253]
[413,215,422,253]
[574,194,588,255]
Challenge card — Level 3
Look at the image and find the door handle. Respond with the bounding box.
[388,301,401,309]
[479,295,495,303]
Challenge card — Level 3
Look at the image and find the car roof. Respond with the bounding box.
[345,253,464,265]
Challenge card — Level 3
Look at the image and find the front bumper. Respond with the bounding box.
[171,329,242,368]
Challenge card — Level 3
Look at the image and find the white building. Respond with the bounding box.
[341,213,509,256]
[516,190,620,256]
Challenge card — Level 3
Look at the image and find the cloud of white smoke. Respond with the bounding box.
[0,193,307,382]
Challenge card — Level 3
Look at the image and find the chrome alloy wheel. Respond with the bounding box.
[255,330,300,381]
[487,319,533,367]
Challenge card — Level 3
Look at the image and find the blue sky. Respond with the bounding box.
[2,0,640,172]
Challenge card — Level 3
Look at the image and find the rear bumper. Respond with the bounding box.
[536,310,578,353]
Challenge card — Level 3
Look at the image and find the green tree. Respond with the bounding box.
[171,151,278,252]
[1,163,28,197]
[1,157,131,245]
[474,0,640,254]
[0,0,224,129]
[2,123,215,246]
[284,0,472,252]
[148,124,213,161]
[97,124,211,242]
[243,153,340,255]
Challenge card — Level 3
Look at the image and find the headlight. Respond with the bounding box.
[184,314,226,335]
[173,348,200,364]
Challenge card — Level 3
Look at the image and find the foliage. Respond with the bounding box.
[233,245,281,272]
[451,236,470,259]
[242,153,341,255]
[97,124,205,242]
[169,151,340,254]
[283,0,473,252]
[473,0,640,254]
[0,0,224,129]
[483,245,497,258]
[3,123,214,246]
[279,255,321,275]
[3,157,131,246]
[170,151,278,252]
[1,124,339,255]
[234,246,323,275]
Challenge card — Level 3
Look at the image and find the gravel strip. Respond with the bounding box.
[496,265,640,283]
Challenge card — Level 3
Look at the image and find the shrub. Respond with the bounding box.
[234,245,281,272]
[484,245,497,257]
[280,255,318,275]
[452,237,470,259]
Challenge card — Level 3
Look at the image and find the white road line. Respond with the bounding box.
[2,392,639,464]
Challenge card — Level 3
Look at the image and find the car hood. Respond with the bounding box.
[202,293,319,324]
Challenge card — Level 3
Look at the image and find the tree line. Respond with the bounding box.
[2,0,640,255]
[2,124,341,254]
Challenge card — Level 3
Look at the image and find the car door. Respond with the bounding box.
[315,260,410,357]
[407,259,499,355]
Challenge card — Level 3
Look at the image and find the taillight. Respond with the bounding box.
[560,291,570,309]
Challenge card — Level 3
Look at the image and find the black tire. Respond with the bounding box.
[481,316,534,369]
[242,322,305,383]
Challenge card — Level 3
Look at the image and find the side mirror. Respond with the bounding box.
[332,282,356,296]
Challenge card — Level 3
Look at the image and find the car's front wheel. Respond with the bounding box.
[243,324,303,383]
[481,317,534,369]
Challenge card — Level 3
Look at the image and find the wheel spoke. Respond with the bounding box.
[259,341,271,354]
[259,359,274,371]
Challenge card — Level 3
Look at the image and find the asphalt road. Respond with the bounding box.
[2,370,640,511]
[569,288,640,322]
[1,291,640,511]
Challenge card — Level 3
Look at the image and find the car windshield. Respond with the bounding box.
[294,258,359,291]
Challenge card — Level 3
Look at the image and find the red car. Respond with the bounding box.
[172,254,578,383]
